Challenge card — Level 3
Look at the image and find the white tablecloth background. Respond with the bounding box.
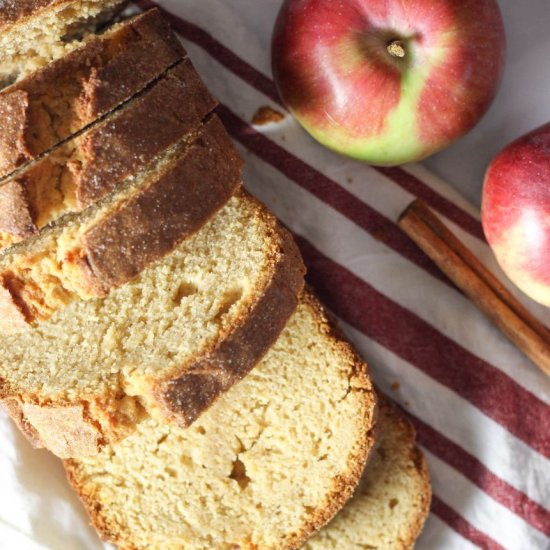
[0,1,549,549]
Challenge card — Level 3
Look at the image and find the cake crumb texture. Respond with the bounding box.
[65,293,377,549]
[305,399,431,550]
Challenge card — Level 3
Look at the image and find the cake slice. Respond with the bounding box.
[0,58,217,248]
[0,9,185,179]
[0,114,242,330]
[64,292,377,549]
[305,398,431,550]
[1,191,305,457]
[0,0,127,86]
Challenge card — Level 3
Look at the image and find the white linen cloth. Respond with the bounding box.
[0,1,548,549]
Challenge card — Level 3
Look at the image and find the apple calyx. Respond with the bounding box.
[387,39,406,59]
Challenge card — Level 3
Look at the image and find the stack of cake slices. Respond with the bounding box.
[0,3,431,548]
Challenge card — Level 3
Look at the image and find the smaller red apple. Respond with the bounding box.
[482,124,550,307]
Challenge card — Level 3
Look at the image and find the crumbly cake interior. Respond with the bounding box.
[0,129,201,322]
[0,194,273,406]
[0,0,126,87]
[6,144,82,241]
[0,142,94,251]
[305,401,431,550]
[66,297,374,550]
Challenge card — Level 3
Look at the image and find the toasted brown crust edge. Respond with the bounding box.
[76,57,218,208]
[64,464,127,547]
[154,221,306,428]
[0,178,37,239]
[0,394,149,458]
[0,57,218,244]
[78,114,244,295]
[2,399,108,457]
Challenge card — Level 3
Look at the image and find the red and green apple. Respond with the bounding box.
[272,0,506,166]
[482,124,550,307]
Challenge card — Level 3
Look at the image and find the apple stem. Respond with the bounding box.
[387,40,406,59]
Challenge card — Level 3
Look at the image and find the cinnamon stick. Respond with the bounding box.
[399,199,550,376]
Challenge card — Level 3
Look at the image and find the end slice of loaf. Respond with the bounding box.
[0,191,305,457]
[64,292,377,549]
[0,58,217,248]
[305,398,431,550]
[0,0,127,86]
[0,114,242,330]
[0,8,185,179]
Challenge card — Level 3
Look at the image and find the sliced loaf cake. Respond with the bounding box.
[1,191,305,457]
[305,398,431,550]
[64,292,377,549]
[0,9,185,179]
[0,0,127,86]
[0,58,217,248]
[0,114,241,330]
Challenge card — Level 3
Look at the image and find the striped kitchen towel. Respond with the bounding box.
[0,1,548,549]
